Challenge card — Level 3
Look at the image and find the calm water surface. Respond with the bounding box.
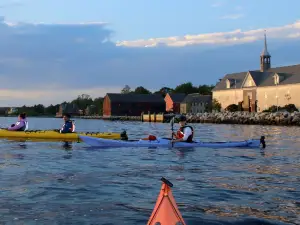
[0,117,299,225]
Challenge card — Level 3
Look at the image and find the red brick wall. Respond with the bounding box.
[173,103,181,113]
[103,95,111,116]
[110,102,165,116]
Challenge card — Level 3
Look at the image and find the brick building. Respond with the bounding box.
[103,93,165,116]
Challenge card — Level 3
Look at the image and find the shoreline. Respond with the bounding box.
[2,111,300,126]
[72,115,141,121]
[185,111,300,126]
[76,111,300,126]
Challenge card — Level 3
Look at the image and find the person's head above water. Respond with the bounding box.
[63,113,71,122]
[178,115,187,126]
[18,112,26,120]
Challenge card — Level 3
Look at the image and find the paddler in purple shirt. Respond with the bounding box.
[7,113,28,131]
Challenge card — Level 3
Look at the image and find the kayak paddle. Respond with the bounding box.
[170,116,175,147]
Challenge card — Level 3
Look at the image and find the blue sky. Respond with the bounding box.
[0,0,300,106]
[2,0,300,41]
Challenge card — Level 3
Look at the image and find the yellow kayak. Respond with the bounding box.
[0,129,128,142]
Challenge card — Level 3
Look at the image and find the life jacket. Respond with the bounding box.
[15,120,28,131]
[60,120,76,133]
[176,125,194,142]
[24,121,28,131]
[71,120,76,132]
[67,120,76,132]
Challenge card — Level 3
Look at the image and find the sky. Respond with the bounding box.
[1,0,300,106]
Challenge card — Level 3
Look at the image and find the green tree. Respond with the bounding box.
[212,99,222,112]
[198,85,215,95]
[45,104,59,115]
[71,94,93,110]
[226,104,239,112]
[154,87,174,97]
[173,82,198,94]
[134,86,152,94]
[121,85,131,94]
[33,104,45,114]
[93,97,104,115]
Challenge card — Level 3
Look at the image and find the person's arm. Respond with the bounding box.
[171,127,192,142]
[182,127,192,141]
[7,121,25,131]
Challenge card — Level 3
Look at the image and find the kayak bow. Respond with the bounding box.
[147,177,186,225]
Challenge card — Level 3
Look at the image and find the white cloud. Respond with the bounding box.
[3,20,108,27]
[287,32,300,38]
[0,0,23,9]
[116,20,300,48]
[211,2,223,7]
[234,6,243,11]
[220,14,244,20]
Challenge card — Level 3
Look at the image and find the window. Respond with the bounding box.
[226,79,231,88]
[274,74,279,85]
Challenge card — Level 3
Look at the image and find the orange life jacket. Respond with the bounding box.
[175,126,194,142]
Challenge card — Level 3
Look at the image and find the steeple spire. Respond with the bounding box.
[261,30,270,56]
[260,30,271,72]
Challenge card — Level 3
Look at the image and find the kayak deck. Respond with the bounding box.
[79,135,266,149]
[147,177,186,225]
[0,129,128,142]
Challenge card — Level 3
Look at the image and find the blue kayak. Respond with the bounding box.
[79,135,266,149]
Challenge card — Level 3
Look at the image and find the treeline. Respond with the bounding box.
[121,82,215,96]
[13,94,103,117]
[10,82,215,116]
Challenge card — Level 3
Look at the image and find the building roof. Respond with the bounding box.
[212,72,248,91]
[182,93,212,103]
[167,93,186,103]
[212,64,300,91]
[106,93,165,103]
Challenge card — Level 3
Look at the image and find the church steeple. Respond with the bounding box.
[260,30,271,72]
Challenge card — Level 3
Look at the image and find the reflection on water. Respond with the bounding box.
[0,117,299,224]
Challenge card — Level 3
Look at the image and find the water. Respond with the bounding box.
[0,117,299,225]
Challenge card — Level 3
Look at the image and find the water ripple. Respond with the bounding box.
[0,117,299,224]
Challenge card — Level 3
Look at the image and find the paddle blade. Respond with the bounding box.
[147,180,186,225]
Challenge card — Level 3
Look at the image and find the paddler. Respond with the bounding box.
[60,113,76,133]
[171,115,194,143]
[7,112,28,131]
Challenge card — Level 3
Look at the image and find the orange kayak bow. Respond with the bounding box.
[147,177,186,225]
